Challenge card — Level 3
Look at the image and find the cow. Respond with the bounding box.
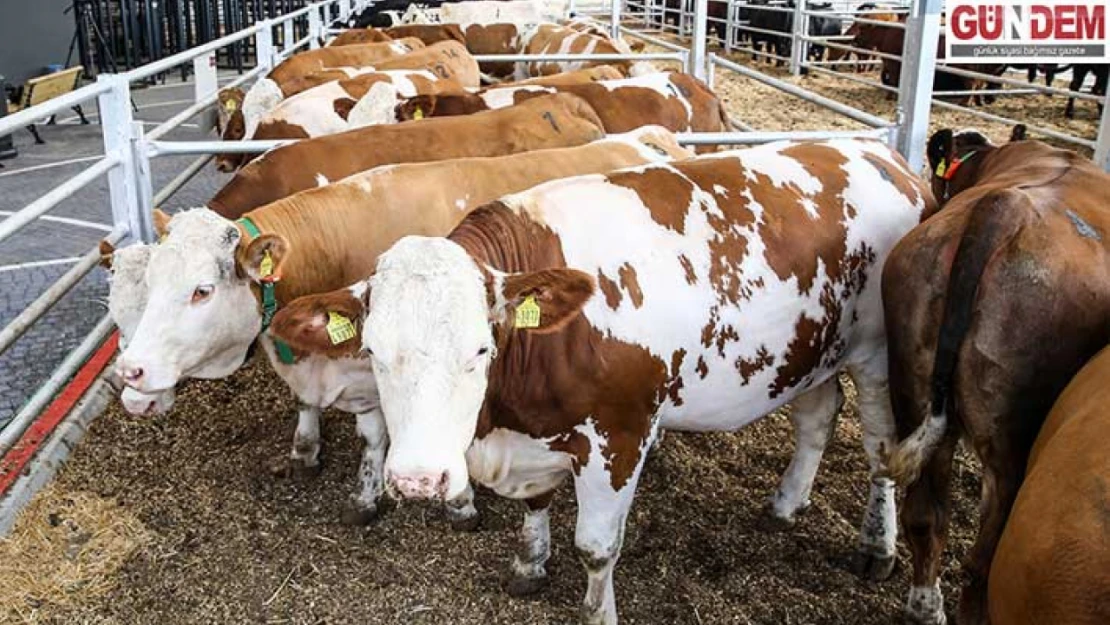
[269,138,936,624]
[511,64,625,85]
[881,126,1110,625]
[351,0,446,28]
[393,71,728,153]
[1065,64,1108,119]
[327,28,394,46]
[215,41,481,172]
[988,345,1110,625]
[207,93,606,218]
[111,127,692,526]
[828,4,898,72]
[219,69,468,171]
[462,22,530,79]
[383,23,468,45]
[515,23,654,79]
[441,0,544,25]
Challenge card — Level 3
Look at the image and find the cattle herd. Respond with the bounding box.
[85,1,1110,624]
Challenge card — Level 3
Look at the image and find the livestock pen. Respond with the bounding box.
[0,0,1036,622]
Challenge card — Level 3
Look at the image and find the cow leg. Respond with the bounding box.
[767,377,841,526]
[957,457,1024,625]
[901,432,958,625]
[289,402,322,475]
[342,408,389,525]
[574,429,653,625]
[445,482,480,532]
[507,491,556,597]
[848,361,898,581]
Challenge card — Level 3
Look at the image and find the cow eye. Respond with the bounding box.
[477,347,489,356]
[191,285,214,303]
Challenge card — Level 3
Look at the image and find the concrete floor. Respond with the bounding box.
[0,70,243,428]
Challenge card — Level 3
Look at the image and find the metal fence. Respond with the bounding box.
[612,0,1110,171]
[0,0,369,454]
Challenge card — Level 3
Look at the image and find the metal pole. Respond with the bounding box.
[308,5,323,49]
[283,18,294,52]
[98,74,143,246]
[131,123,156,242]
[895,0,942,173]
[256,19,276,70]
[193,51,219,134]
[789,0,808,75]
[1095,97,1110,171]
[690,0,708,80]
[610,0,622,40]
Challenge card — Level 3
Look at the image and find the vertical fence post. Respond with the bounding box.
[256,19,276,71]
[308,6,323,49]
[193,51,218,134]
[283,18,295,54]
[789,0,808,75]
[97,75,151,246]
[1094,96,1110,171]
[895,0,941,172]
[690,0,708,80]
[340,0,351,24]
[131,122,156,235]
[610,0,622,40]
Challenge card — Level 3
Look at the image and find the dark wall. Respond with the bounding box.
[0,0,75,85]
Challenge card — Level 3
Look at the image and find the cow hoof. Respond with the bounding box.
[268,458,322,479]
[851,551,897,581]
[506,573,548,597]
[340,499,391,526]
[758,507,796,533]
[449,511,481,532]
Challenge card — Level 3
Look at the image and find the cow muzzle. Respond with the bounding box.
[121,387,175,416]
[388,470,450,500]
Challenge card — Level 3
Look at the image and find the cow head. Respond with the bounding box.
[215,88,248,173]
[115,208,287,395]
[100,239,178,416]
[359,236,593,501]
[926,127,996,204]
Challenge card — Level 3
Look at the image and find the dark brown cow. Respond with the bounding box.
[463,23,527,79]
[882,126,1110,625]
[394,71,728,153]
[327,28,394,46]
[207,93,606,218]
[988,344,1110,625]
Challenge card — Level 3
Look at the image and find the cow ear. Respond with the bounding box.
[1010,124,1028,142]
[498,269,595,334]
[98,240,116,269]
[395,94,437,122]
[152,208,173,240]
[926,129,955,177]
[269,287,368,358]
[238,233,289,282]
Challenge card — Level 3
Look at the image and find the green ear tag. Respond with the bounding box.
[934,158,947,177]
[259,250,274,279]
[514,296,541,329]
[326,311,357,344]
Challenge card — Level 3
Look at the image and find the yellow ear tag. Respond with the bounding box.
[934,158,947,178]
[326,311,358,344]
[259,250,275,279]
[514,295,541,329]
[413,107,424,120]
[224,99,238,113]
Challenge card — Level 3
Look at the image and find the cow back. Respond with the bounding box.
[328,29,394,46]
[269,39,426,86]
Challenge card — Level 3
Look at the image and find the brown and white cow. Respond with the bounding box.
[988,344,1110,625]
[327,28,394,46]
[207,92,606,218]
[516,23,653,79]
[463,23,528,79]
[111,128,691,525]
[270,139,935,624]
[219,69,467,172]
[384,23,467,45]
[882,127,1110,625]
[507,64,625,85]
[394,71,727,152]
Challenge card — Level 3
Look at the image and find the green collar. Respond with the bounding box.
[237,217,295,365]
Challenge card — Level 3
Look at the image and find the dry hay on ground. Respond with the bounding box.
[640,35,1101,154]
[0,487,151,624]
[11,358,982,624]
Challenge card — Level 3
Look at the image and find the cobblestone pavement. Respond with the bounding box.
[0,72,242,429]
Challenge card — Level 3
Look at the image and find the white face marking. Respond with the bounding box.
[347,81,402,128]
[242,77,284,138]
[364,236,495,501]
[116,209,260,393]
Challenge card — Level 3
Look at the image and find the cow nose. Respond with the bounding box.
[389,470,449,500]
[119,364,144,385]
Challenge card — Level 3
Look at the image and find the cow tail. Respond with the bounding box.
[884,189,1027,485]
[479,71,505,86]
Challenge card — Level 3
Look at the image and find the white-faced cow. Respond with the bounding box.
[269,139,936,624]
[110,128,691,526]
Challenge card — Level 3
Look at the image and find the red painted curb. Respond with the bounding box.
[0,331,119,497]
